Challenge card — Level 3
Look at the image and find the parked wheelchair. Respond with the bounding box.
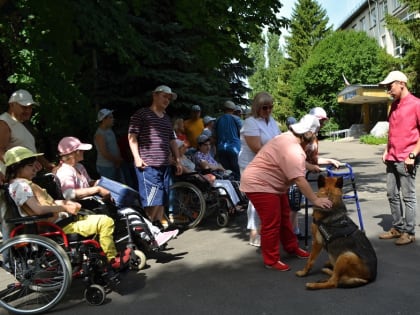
[169,170,247,228]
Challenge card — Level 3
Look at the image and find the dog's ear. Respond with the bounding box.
[336,176,344,189]
[318,174,326,188]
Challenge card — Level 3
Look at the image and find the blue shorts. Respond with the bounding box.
[135,166,171,208]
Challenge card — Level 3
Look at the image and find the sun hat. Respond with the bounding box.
[97,108,114,122]
[203,115,216,125]
[191,105,201,111]
[4,146,43,167]
[290,114,320,134]
[8,89,38,106]
[197,134,210,145]
[309,107,328,120]
[153,85,177,100]
[58,137,92,156]
[379,71,408,85]
[223,101,236,110]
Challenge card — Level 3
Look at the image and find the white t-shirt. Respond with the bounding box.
[238,116,280,168]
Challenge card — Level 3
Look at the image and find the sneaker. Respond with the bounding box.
[395,233,415,245]
[265,261,290,271]
[249,235,261,247]
[291,247,310,259]
[379,228,401,239]
[111,248,132,270]
[155,229,179,247]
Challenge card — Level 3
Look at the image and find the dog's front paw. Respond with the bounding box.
[295,269,308,277]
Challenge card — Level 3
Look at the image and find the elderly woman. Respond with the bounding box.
[238,92,281,247]
[240,115,332,271]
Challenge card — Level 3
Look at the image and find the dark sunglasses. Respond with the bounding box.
[262,105,273,111]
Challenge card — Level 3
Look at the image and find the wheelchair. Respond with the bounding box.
[33,173,174,269]
[169,170,247,228]
[0,185,120,314]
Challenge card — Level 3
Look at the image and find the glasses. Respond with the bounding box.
[385,81,398,91]
[262,105,273,111]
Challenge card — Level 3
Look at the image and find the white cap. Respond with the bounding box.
[8,89,38,106]
[97,108,114,122]
[290,114,320,134]
[153,85,177,100]
[223,101,236,110]
[379,71,408,85]
[309,107,328,120]
[203,115,216,125]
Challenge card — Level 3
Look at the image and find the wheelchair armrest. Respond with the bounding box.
[6,213,53,224]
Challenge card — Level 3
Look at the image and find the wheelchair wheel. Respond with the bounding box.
[170,181,206,228]
[130,249,147,270]
[216,212,229,227]
[0,234,72,315]
[84,284,106,305]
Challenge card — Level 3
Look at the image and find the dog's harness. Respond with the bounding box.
[313,215,358,248]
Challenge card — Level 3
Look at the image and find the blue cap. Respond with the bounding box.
[286,117,297,127]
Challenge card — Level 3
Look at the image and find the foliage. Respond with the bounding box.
[290,30,399,128]
[285,0,332,69]
[0,0,291,160]
[359,134,388,145]
[384,0,420,94]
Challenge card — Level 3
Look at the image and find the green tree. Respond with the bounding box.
[285,0,332,69]
[290,30,398,128]
[384,0,420,94]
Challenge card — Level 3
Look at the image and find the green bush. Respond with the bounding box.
[359,134,388,145]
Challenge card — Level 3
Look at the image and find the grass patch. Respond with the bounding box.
[359,134,387,145]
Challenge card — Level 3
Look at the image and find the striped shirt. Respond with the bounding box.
[128,107,175,167]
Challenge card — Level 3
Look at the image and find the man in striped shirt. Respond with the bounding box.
[128,85,182,224]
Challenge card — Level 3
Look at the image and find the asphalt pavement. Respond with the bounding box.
[2,138,420,315]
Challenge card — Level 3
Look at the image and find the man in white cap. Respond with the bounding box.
[378,70,420,245]
[240,114,332,271]
[94,108,124,183]
[0,89,54,242]
[184,104,204,149]
[214,100,242,180]
[128,85,182,225]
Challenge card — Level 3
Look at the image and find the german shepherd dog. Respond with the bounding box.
[296,175,377,289]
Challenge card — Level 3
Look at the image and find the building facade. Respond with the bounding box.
[337,0,418,57]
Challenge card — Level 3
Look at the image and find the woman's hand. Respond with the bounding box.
[312,197,332,209]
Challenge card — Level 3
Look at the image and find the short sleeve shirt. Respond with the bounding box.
[9,179,35,217]
[128,107,175,166]
[238,116,280,168]
[56,163,91,192]
[240,132,306,194]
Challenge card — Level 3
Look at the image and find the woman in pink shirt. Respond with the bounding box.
[240,115,332,271]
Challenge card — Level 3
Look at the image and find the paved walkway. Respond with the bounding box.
[2,139,420,315]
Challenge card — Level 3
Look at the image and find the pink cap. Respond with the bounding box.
[58,137,92,156]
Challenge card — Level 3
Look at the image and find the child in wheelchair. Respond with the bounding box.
[4,146,130,271]
[54,136,178,250]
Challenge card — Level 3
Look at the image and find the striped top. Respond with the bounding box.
[128,107,175,167]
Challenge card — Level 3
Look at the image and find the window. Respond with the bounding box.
[360,16,366,31]
[392,0,401,10]
[380,1,388,20]
[370,8,377,27]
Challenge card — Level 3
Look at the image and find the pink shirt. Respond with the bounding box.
[240,132,306,194]
[56,162,91,192]
[386,93,420,162]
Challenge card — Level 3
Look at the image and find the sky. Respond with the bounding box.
[279,0,362,48]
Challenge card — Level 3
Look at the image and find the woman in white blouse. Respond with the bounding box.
[238,92,280,246]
